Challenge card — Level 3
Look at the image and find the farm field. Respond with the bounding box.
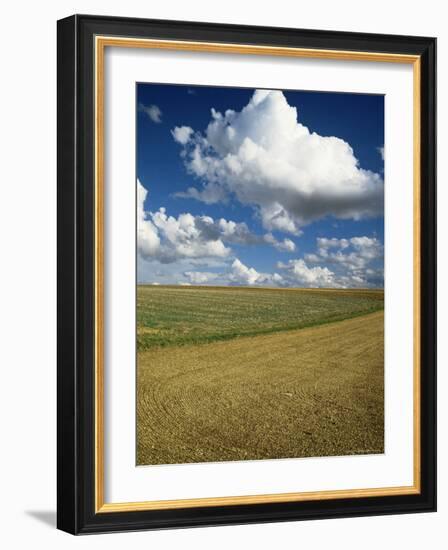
[137,285,384,350]
[137,286,384,465]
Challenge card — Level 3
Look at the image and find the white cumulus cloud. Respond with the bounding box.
[173,89,384,234]
[137,180,161,258]
[183,271,217,284]
[172,125,194,144]
[153,209,230,260]
[230,259,282,286]
[304,235,383,287]
[264,233,296,252]
[137,180,295,264]
[138,103,162,123]
[137,179,230,263]
[278,259,337,288]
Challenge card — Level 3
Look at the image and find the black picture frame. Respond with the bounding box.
[57,14,436,534]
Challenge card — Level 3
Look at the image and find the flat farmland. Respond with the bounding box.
[137,285,384,350]
[137,286,384,465]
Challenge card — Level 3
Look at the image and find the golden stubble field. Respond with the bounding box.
[136,286,384,465]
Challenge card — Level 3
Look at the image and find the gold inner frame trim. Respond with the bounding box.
[94,35,421,514]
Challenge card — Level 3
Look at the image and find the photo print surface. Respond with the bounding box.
[136,83,384,466]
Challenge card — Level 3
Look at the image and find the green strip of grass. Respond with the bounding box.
[137,286,384,351]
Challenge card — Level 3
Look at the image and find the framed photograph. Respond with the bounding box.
[57,14,436,534]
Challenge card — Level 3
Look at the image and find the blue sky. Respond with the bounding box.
[137,83,384,288]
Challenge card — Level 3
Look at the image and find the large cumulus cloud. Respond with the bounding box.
[172,89,383,234]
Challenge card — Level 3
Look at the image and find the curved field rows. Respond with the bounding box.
[137,311,384,465]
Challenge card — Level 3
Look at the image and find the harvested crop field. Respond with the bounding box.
[137,286,384,465]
